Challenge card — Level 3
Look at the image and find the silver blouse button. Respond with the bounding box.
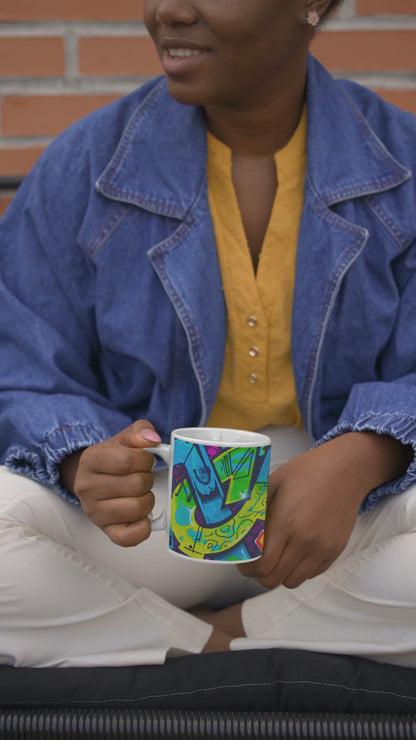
[247,315,257,328]
[248,373,258,384]
[248,346,258,358]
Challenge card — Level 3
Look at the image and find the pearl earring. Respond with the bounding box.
[307,10,320,27]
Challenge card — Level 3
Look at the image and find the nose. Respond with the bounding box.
[153,0,197,25]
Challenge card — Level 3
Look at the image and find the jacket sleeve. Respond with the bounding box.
[317,381,416,512]
[0,148,133,504]
[314,232,416,512]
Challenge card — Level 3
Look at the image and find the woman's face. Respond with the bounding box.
[143,0,310,109]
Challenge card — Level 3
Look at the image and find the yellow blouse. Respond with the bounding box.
[206,108,307,431]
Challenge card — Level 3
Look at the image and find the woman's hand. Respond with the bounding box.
[239,431,412,590]
[59,420,162,547]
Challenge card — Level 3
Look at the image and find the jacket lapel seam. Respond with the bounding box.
[87,203,132,260]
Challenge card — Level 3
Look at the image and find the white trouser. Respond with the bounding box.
[0,446,265,668]
[1,427,416,668]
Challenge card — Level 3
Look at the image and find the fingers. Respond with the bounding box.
[71,420,164,547]
[84,442,155,477]
[238,517,288,583]
[278,554,336,589]
[252,552,332,590]
[236,449,356,590]
[82,490,155,528]
[75,461,156,540]
[77,465,154,500]
[83,419,160,481]
[239,532,340,590]
[75,440,155,503]
[104,516,152,548]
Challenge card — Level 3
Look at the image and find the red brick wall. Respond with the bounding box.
[1,0,415,215]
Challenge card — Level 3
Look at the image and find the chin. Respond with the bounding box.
[164,78,215,107]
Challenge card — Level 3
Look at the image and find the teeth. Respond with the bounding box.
[168,48,200,58]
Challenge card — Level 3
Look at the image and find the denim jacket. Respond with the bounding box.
[1,56,416,510]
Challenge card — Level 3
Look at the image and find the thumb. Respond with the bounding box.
[115,420,162,449]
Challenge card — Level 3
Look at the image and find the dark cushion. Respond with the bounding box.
[1,648,416,714]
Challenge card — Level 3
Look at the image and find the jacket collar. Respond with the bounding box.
[96,55,410,217]
[305,55,410,203]
[96,79,207,219]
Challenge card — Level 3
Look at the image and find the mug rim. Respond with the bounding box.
[172,426,271,447]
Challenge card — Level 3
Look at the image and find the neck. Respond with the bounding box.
[203,62,307,157]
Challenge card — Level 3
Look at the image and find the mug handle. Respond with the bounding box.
[143,443,170,531]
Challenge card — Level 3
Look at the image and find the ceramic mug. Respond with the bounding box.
[145,427,271,563]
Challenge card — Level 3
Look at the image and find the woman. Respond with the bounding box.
[1,0,416,666]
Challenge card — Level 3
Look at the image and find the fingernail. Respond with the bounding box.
[141,429,161,443]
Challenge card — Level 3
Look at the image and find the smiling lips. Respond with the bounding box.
[161,43,208,75]
[168,48,202,58]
